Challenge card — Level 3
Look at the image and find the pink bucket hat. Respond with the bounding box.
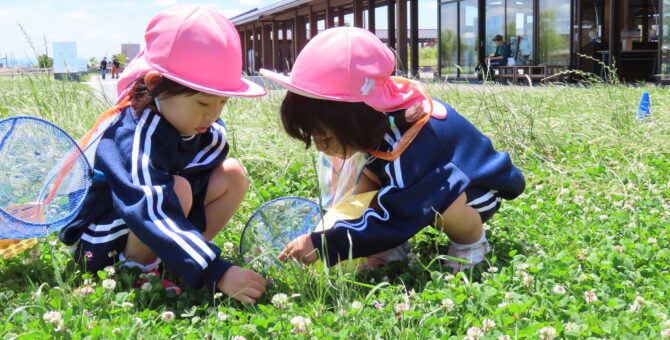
[260,26,445,118]
[115,4,265,104]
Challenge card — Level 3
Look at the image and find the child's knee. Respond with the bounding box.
[223,158,250,192]
[437,192,483,234]
[173,175,193,215]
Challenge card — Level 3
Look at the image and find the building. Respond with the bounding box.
[230,0,427,76]
[438,0,669,82]
[121,43,141,62]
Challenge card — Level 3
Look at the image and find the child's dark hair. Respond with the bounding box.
[280,91,426,153]
[130,77,200,113]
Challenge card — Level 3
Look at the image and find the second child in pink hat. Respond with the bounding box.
[262,27,525,272]
[59,5,267,303]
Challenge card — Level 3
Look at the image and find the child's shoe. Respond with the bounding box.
[443,233,490,273]
[134,269,182,295]
[357,242,410,271]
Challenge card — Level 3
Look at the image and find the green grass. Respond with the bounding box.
[0,74,669,339]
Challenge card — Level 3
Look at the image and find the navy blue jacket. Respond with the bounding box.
[311,99,525,265]
[60,107,232,290]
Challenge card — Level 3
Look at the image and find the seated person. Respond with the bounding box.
[480,35,511,80]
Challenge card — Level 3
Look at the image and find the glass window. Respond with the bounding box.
[507,0,534,65]
[539,0,571,65]
[440,1,458,75]
[485,0,505,56]
[459,0,479,74]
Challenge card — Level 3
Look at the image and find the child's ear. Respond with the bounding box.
[144,71,162,92]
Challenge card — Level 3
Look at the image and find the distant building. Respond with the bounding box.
[121,43,141,61]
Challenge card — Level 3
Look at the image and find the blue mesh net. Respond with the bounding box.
[240,197,321,264]
[0,116,92,239]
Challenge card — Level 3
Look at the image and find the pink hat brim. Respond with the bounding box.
[259,69,361,102]
[162,73,267,98]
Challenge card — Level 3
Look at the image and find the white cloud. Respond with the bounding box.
[220,8,244,18]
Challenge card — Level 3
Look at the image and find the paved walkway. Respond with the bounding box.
[84,74,118,105]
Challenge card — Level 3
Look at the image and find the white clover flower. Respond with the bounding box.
[217,312,228,321]
[108,250,118,258]
[556,197,564,205]
[661,329,670,339]
[102,279,116,291]
[442,298,455,311]
[522,273,534,287]
[552,285,566,295]
[498,336,511,340]
[539,326,557,340]
[482,319,496,331]
[564,322,579,331]
[517,263,530,270]
[584,290,598,303]
[614,245,625,253]
[598,214,609,221]
[121,302,134,309]
[223,242,235,254]
[351,301,363,309]
[112,327,120,334]
[530,204,538,210]
[466,326,484,339]
[395,303,410,313]
[648,237,658,246]
[488,266,499,273]
[504,292,514,299]
[462,336,475,340]
[593,206,602,213]
[535,184,544,190]
[214,292,223,299]
[231,336,246,340]
[43,311,63,325]
[139,272,157,280]
[103,266,116,276]
[75,285,95,296]
[665,319,670,327]
[407,252,419,265]
[133,317,143,326]
[141,282,152,291]
[629,296,645,313]
[271,293,290,309]
[573,195,585,203]
[161,311,175,321]
[290,316,311,331]
[498,302,509,308]
[443,274,455,281]
[559,188,570,196]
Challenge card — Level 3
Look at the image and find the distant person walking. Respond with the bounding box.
[111,57,121,79]
[100,57,108,79]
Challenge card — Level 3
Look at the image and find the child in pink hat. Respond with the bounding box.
[262,27,525,272]
[59,5,267,303]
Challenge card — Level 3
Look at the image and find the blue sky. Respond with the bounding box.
[0,0,437,65]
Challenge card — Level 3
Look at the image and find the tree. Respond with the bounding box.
[37,54,53,68]
[113,53,127,66]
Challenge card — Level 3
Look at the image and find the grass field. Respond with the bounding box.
[0,74,669,339]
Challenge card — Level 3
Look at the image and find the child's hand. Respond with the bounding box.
[278,233,319,265]
[216,266,267,304]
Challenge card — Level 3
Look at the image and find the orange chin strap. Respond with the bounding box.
[366,77,433,162]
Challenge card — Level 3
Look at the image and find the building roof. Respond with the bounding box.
[230,0,313,25]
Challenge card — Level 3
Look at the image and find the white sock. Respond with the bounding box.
[450,231,487,250]
[119,252,161,272]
